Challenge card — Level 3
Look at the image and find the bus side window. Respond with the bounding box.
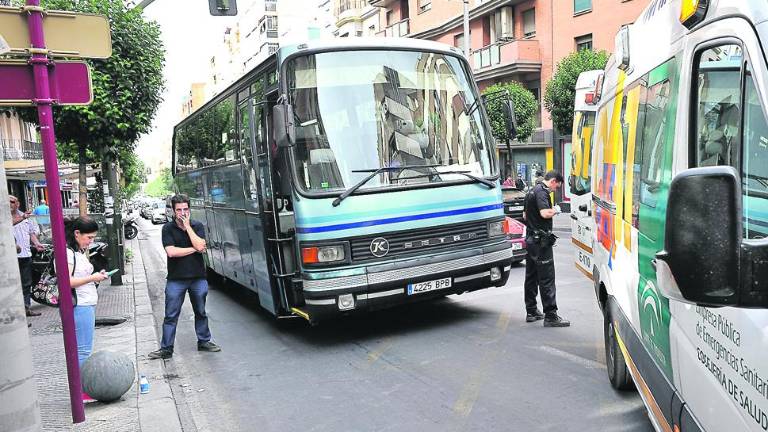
[741,64,768,239]
[693,44,742,169]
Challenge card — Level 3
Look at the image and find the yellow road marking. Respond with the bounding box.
[367,337,394,365]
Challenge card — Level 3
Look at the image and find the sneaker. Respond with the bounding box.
[197,341,221,352]
[543,314,571,327]
[526,309,545,323]
[147,348,173,359]
[82,392,97,403]
[25,308,41,317]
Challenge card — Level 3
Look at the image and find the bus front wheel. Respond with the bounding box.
[604,311,635,391]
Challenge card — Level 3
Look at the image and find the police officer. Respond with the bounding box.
[523,170,570,327]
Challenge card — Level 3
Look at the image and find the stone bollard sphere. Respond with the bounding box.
[81,351,136,402]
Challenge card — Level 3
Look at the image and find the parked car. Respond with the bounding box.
[501,186,526,221]
[151,207,168,224]
[505,217,527,264]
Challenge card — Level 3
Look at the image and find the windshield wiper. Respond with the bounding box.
[332,164,442,207]
[395,170,496,189]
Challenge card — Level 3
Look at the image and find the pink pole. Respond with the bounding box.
[24,0,85,423]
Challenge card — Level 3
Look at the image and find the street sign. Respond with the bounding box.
[0,7,112,58]
[0,60,93,106]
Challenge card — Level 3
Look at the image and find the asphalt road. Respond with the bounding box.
[135,215,653,432]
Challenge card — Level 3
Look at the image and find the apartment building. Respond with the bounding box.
[180,83,209,119]
[367,0,648,188]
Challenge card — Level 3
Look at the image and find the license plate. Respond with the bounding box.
[508,205,524,211]
[511,242,523,250]
[407,277,452,295]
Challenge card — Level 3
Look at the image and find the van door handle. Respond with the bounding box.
[570,214,578,220]
[579,204,588,212]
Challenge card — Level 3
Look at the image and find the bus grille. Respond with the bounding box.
[350,220,490,262]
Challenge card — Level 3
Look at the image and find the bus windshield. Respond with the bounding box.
[286,50,496,194]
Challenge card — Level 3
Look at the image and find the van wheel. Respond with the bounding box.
[604,311,635,391]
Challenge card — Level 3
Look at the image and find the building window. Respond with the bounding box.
[454,33,464,49]
[574,0,592,15]
[418,0,431,12]
[522,8,535,38]
[575,34,592,51]
[386,10,393,26]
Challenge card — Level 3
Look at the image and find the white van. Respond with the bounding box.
[569,69,603,279]
[571,0,768,431]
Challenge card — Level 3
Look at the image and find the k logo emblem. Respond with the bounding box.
[369,237,390,257]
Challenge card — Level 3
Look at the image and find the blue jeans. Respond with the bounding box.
[160,278,212,351]
[73,305,96,368]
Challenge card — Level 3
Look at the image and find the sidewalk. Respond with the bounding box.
[27,237,182,432]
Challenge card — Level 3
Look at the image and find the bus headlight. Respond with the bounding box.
[302,245,346,264]
[488,220,505,237]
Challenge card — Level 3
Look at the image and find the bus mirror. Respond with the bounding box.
[503,98,517,141]
[655,166,741,306]
[208,0,238,16]
[273,104,295,147]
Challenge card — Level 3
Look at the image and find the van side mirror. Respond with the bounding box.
[272,104,295,147]
[208,0,238,16]
[655,166,768,308]
[503,98,518,141]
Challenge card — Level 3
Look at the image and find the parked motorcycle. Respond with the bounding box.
[124,216,139,240]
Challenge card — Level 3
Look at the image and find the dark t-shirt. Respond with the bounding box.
[161,220,206,280]
[524,183,553,232]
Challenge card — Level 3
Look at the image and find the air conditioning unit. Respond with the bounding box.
[497,6,515,42]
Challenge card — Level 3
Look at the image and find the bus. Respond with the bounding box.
[568,69,603,280]
[172,38,517,324]
[572,0,768,430]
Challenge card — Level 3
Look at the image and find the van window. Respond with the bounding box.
[569,111,595,196]
[742,65,768,239]
[637,78,671,209]
[693,44,742,169]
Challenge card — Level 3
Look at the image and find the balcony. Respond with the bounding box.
[1,139,43,161]
[265,0,276,11]
[376,18,410,37]
[471,40,542,81]
[368,0,398,7]
[335,0,368,26]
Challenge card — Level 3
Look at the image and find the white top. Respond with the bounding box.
[67,248,98,306]
[13,210,39,258]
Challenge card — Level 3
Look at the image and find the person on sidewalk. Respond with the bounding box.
[522,170,570,327]
[10,195,45,317]
[64,217,111,365]
[149,194,220,360]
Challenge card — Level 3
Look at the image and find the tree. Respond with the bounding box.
[482,81,538,143]
[544,49,609,134]
[120,152,146,199]
[16,0,165,215]
[144,168,173,198]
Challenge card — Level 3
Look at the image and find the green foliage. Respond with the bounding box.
[144,168,173,198]
[544,49,609,134]
[16,0,165,177]
[120,152,145,199]
[482,82,538,143]
[175,99,235,169]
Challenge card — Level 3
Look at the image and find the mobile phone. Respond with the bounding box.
[105,269,119,277]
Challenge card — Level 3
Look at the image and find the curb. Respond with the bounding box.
[130,238,182,432]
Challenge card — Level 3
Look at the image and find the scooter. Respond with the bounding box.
[31,242,110,287]
[124,216,139,240]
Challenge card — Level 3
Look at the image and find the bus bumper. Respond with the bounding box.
[297,243,513,321]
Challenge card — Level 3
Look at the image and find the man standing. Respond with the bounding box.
[10,195,44,316]
[33,199,50,229]
[522,171,570,327]
[149,194,220,359]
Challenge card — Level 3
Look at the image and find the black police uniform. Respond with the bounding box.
[523,182,559,316]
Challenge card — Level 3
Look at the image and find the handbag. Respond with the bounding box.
[31,248,78,308]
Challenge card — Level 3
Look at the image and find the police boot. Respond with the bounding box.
[543,313,570,327]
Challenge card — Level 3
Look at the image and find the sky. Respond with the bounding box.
[134,0,238,177]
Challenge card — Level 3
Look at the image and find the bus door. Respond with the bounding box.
[203,173,224,276]
[238,93,274,310]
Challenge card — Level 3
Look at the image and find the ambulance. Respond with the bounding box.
[569,69,603,280]
[571,0,768,430]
